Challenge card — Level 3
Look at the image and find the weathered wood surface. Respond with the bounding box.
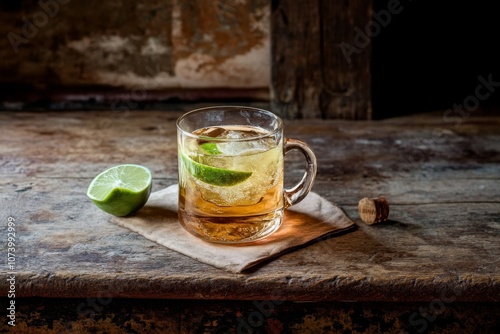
[271,0,372,119]
[0,105,499,303]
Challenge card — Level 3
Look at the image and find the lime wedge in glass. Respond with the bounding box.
[180,153,252,186]
[87,164,152,216]
[200,142,222,155]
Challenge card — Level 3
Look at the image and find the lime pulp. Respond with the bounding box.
[180,153,252,186]
[199,142,222,155]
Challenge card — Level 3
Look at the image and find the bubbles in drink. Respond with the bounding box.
[178,124,286,243]
[196,127,271,156]
[181,125,283,207]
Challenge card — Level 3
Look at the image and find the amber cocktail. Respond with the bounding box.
[177,106,316,243]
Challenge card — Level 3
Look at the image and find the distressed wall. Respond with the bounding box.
[0,0,270,98]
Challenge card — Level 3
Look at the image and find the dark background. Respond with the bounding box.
[371,0,500,118]
[1,1,499,118]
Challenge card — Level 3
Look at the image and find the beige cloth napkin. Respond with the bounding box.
[111,185,355,273]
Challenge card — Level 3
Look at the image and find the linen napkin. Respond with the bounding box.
[110,185,355,273]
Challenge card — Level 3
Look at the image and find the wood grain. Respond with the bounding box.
[271,0,372,119]
[0,107,499,302]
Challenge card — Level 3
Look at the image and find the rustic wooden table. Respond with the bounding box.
[1,105,499,333]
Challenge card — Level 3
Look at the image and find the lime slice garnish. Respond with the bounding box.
[87,164,152,216]
[180,153,252,186]
[200,142,222,155]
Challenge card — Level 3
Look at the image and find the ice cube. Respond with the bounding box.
[196,127,227,145]
[225,129,261,139]
[217,141,265,156]
[217,130,272,156]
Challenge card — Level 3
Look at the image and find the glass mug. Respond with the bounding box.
[176,106,317,243]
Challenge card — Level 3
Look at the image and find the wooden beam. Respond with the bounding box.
[271,0,372,119]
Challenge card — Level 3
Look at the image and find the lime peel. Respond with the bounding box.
[180,153,252,186]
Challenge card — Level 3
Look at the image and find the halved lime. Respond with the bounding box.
[87,164,152,216]
[180,153,252,186]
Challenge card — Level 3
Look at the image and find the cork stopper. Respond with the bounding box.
[358,196,389,225]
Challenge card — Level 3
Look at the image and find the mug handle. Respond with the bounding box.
[283,138,317,208]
